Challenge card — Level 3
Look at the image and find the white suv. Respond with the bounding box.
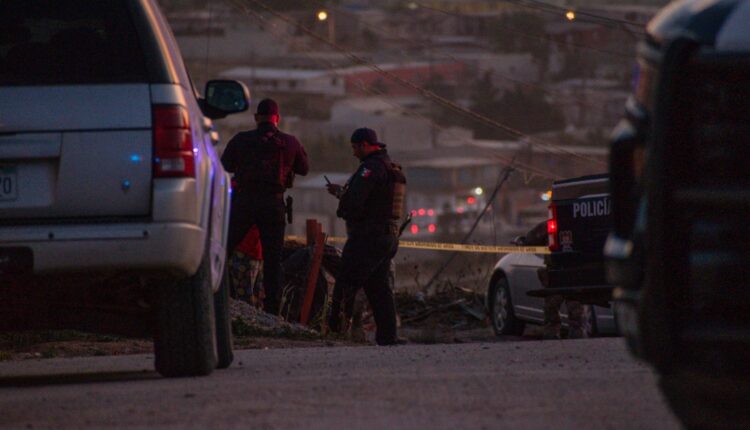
[0,0,250,377]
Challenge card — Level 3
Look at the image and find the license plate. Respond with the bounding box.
[0,165,17,201]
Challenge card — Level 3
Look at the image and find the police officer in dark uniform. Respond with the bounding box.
[326,128,406,345]
[222,99,309,313]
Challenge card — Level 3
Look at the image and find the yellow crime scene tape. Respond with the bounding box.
[285,236,549,255]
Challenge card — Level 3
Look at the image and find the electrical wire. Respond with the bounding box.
[422,165,515,292]
[501,0,647,37]
[239,0,606,168]
[414,1,640,57]
[227,0,564,182]
[310,0,613,112]
[514,0,649,30]
[227,1,558,289]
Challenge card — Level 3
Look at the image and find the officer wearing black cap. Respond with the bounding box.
[222,98,309,313]
[326,128,407,345]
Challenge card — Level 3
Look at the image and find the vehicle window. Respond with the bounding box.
[0,0,148,86]
[525,221,548,246]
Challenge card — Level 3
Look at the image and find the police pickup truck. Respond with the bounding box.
[531,174,615,309]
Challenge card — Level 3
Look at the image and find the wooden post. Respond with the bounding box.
[305,219,318,247]
[300,219,325,325]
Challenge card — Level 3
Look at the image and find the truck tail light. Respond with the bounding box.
[153,105,195,178]
[548,202,559,251]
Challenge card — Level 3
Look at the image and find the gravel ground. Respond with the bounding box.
[0,338,680,429]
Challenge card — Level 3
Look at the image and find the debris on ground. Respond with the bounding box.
[230,298,318,339]
[396,287,488,331]
[276,240,340,327]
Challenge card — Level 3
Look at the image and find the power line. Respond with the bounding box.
[228,0,564,182]
[422,165,515,291]
[415,1,637,58]
[357,83,565,181]
[239,0,606,168]
[310,0,613,112]
[502,0,647,38]
[516,0,648,30]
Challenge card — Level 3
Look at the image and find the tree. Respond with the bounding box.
[424,74,457,126]
[466,74,565,139]
[553,48,598,81]
[495,86,565,135]
[361,28,381,51]
[466,71,505,139]
[489,12,551,78]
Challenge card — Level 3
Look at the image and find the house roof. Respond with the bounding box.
[295,173,352,189]
[220,67,328,81]
[407,156,499,169]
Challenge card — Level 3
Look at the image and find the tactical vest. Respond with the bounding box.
[388,161,407,221]
[237,130,291,192]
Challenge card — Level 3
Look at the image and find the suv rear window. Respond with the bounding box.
[0,0,149,86]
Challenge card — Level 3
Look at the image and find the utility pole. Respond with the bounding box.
[317,7,334,45]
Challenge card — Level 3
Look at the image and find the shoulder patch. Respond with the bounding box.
[361,167,372,178]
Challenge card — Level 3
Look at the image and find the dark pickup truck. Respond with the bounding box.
[532,174,614,305]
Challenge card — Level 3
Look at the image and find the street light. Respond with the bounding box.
[316,9,334,43]
[566,10,576,21]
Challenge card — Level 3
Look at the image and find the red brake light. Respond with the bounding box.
[547,202,558,251]
[153,105,195,177]
[428,224,436,233]
[411,224,419,234]
[418,208,426,216]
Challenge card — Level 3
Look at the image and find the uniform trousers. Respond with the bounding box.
[329,231,399,345]
[227,192,286,313]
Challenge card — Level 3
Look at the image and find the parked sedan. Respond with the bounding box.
[486,229,617,337]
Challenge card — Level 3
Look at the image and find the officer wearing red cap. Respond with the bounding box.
[326,128,407,345]
[222,98,309,313]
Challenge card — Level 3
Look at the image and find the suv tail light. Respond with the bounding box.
[547,202,559,251]
[153,105,195,177]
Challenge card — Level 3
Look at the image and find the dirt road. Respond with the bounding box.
[0,338,679,429]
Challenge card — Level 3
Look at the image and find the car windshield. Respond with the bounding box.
[0,0,148,86]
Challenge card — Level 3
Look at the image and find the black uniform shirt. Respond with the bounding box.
[221,122,309,192]
[338,149,397,229]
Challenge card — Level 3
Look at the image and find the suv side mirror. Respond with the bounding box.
[202,80,250,120]
[510,235,527,246]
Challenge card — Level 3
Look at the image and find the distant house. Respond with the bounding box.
[547,78,629,129]
[219,61,466,99]
[167,7,294,61]
[449,52,541,92]
[220,67,346,97]
[329,97,434,152]
[338,62,468,97]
